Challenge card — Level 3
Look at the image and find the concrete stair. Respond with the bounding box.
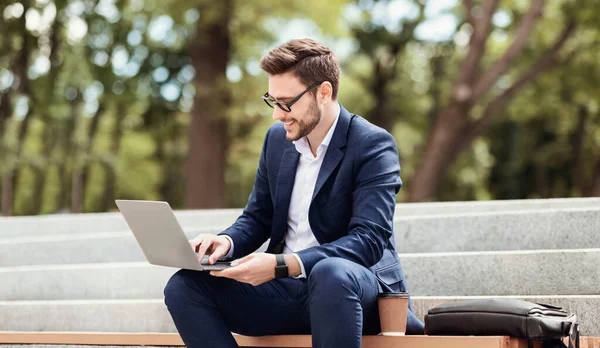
[1,198,599,340]
[2,207,599,267]
[1,296,598,335]
[2,248,599,301]
[2,197,598,238]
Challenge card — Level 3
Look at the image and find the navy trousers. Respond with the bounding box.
[164,257,424,348]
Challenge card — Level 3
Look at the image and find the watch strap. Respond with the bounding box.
[275,254,288,278]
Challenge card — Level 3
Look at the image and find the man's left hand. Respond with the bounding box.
[210,253,276,286]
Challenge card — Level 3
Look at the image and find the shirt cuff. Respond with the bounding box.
[222,235,234,260]
[292,253,307,279]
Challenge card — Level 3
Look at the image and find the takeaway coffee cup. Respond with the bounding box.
[377,292,409,336]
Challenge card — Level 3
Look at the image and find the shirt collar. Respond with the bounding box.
[293,103,341,158]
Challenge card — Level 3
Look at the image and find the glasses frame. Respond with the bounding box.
[262,81,324,113]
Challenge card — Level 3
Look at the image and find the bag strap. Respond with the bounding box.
[530,315,579,348]
[567,320,579,348]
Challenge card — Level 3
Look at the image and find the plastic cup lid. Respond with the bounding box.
[378,292,409,298]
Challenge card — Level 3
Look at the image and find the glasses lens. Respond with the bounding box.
[262,95,274,109]
[278,103,291,112]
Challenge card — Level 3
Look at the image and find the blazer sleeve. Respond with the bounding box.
[219,128,274,258]
[296,129,401,275]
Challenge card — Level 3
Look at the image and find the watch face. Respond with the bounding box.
[275,254,288,278]
[275,265,288,278]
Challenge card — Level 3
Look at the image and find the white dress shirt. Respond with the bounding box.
[284,104,341,278]
[223,104,341,278]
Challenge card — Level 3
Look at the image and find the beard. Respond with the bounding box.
[286,98,321,141]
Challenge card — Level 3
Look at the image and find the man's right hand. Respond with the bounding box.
[188,234,231,265]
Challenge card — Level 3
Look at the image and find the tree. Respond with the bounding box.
[407,0,578,201]
[182,1,232,209]
[179,0,349,208]
[350,0,427,132]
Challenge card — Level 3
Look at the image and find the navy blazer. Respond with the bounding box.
[220,104,406,292]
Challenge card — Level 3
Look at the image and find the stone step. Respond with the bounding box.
[395,207,600,253]
[403,249,600,296]
[1,296,598,335]
[1,208,599,266]
[2,198,599,238]
[0,263,176,301]
[0,229,252,267]
[396,197,600,215]
[2,249,598,300]
[0,210,239,239]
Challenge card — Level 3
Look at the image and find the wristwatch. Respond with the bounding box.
[275,254,288,278]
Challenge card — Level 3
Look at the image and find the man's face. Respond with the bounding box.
[267,73,322,141]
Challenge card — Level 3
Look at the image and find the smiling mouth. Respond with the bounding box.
[284,120,295,126]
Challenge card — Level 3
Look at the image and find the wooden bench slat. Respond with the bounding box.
[0,332,184,346]
[3,332,598,348]
[236,334,517,348]
[0,331,522,348]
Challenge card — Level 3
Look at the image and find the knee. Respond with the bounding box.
[163,270,187,309]
[308,257,358,293]
[164,269,207,310]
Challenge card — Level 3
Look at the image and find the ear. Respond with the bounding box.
[317,82,333,103]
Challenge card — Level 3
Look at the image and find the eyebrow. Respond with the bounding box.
[266,93,294,102]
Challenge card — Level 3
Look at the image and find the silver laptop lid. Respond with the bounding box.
[115,200,203,271]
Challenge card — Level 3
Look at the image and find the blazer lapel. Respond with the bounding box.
[311,104,353,201]
[271,147,300,250]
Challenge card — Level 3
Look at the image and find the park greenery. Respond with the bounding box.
[0,0,598,216]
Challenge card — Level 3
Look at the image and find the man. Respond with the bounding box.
[164,38,424,348]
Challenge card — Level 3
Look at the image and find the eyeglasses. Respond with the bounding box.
[262,81,323,113]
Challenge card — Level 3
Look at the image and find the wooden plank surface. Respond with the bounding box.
[0,331,525,348]
[6,332,598,348]
[0,332,184,346]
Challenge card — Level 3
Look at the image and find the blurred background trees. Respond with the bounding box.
[0,0,598,216]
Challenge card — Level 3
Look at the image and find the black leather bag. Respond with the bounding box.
[424,299,579,348]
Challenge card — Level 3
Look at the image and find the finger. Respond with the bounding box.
[196,238,214,261]
[211,263,245,279]
[189,236,205,252]
[208,245,228,264]
[230,255,251,267]
[210,269,235,279]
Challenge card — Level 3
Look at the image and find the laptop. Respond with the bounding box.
[115,199,232,271]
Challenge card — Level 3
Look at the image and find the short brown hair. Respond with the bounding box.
[260,38,340,99]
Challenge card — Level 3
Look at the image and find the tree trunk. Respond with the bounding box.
[406,5,575,202]
[57,163,69,212]
[101,103,124,212]
[589,159,600,197]
[71,168,84,213]
[407,104,469,201]
[362,3,426,132]
[427,53,446,130]
[80,102,104,210]
[157,136,184,206]
[570,105,587,194]
[70,97,85,213]
[2,0,31,215]
[183,1,232,209]
[1,172,15,216]
[368,61,395,132]
[31,15,62,215]
[30,121,54,214]
[1,100,13,216]
[57,94,78,212]
[534,162,549,198]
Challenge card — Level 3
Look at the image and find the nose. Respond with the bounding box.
[272,107,286,121]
